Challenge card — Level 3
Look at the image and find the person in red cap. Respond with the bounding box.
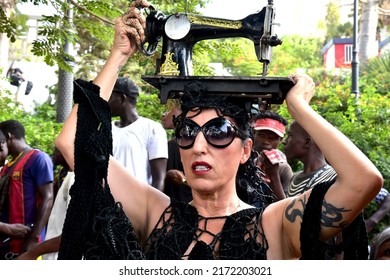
[252,111,293,200]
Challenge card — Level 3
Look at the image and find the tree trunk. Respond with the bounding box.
[56,1,74,123]
[359,0,380,63]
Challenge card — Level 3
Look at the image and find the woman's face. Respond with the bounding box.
[179,109,252,195]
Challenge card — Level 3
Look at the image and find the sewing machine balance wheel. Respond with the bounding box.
[164,14,191,40]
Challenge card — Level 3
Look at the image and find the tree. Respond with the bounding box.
[0,0,17,71]
[358,0,390,62]
[1,0,212,121]
[323,0,342,43]
[359,0,381,62]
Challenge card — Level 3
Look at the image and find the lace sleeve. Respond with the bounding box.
[58,79,144,260]
[299,179,368,260]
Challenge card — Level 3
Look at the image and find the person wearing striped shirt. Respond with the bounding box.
[283,120,337,197]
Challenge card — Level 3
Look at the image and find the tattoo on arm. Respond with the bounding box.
[285,196,307,223]
[284,195,351,229]
[321,199,351,229]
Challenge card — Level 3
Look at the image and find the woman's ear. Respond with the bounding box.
[241,138,253,164]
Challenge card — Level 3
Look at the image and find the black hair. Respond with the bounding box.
[175,81,275,209]
[254,110,288,126]
[0,129,5,142]
[0,120,26,140]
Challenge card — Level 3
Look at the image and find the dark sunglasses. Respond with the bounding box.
[175,117,248,149]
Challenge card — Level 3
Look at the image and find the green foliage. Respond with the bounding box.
[31,13,79,72]
[19,0,49,4]
[269,36,323,76]
[309,69,389,182]
[202,38,262,76]
[0,22,17,43]
[0,6,19,42]
[318,1,353,46]
[323,0,341,43]
[0,78,61,156]
[136,93,166,122]
[360,52,390,96]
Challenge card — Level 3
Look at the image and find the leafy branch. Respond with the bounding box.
[0,7,18,42]
[68,0,114,26]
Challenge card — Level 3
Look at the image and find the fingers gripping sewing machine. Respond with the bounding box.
[140,0,294,107]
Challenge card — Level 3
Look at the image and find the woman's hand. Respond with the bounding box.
[111,0,150,58]
[286,73,316,104]
[93,0,151,99]
[284,73,316,118]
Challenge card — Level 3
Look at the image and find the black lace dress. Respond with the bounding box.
[144,201,268,260]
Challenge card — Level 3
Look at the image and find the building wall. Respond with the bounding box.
[324,45,336,70]
[335,44,351,68]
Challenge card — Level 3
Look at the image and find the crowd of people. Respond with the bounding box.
[0,0,388,260]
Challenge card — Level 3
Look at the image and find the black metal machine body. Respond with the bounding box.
[140,0,294,107]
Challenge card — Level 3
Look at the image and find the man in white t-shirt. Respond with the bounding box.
[108,77,168,191]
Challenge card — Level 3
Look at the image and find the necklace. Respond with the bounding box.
[7,146,31,167]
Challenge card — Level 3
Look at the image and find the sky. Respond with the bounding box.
[201,0,353,37]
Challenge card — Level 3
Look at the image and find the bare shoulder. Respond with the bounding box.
[262,199,288,259]
[147,186,171,223]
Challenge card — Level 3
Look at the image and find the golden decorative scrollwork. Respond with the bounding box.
[187,15,242,29]
[159,52,180,76]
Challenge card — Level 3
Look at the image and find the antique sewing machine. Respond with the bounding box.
[140,0,294,107]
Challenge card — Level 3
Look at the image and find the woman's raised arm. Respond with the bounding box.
[55,1,169,244]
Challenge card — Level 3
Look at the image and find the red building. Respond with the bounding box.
[322,37,390,69]
[321,38,354,69]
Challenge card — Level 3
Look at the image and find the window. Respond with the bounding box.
[344,44,353,63]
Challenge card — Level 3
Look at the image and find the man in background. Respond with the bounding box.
[0,120,53,258]
[252,111,293,200]
[282,120,337,197]
[108,77,168,191]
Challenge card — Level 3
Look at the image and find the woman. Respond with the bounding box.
[55,0,383,259]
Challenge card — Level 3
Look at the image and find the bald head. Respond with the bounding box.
[283,120,322,162]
